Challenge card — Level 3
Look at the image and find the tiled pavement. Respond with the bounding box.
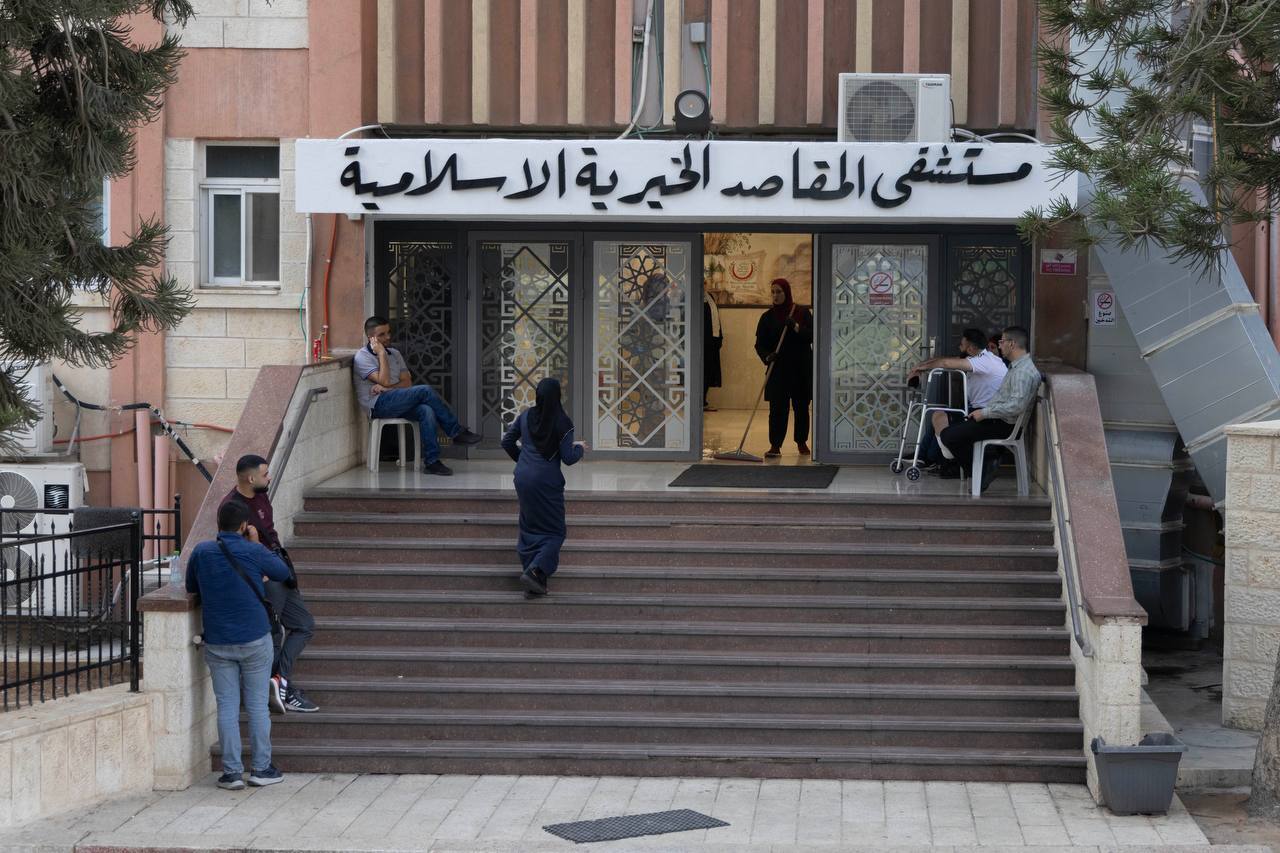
[0,773,1269,852]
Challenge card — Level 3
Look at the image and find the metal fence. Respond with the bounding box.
[0,500,182,710]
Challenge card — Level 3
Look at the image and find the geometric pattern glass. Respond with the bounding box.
[591,240,691,451]
[387,241,456,406]
[828,243,928,452]
[950,243,1019,351]
[476,241,572,440]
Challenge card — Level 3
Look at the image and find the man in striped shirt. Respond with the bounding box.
[938,325,1040,493]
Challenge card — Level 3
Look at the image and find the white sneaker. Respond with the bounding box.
[269,675,287,714]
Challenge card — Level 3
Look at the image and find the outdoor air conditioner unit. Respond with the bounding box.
[837,73,951,143]
[6,362,55,455]
[0,463,85,612]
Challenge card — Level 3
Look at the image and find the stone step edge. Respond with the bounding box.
[294,565,1061,584]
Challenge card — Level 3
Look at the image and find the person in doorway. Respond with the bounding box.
[186,500,291,789]
[354,316,483,476]
[938,325,1041,492]
[501,377,587,597]
[704,289,723,411]
[754,278,814,458]
[907,328,1008,466]
[221,454,318,714]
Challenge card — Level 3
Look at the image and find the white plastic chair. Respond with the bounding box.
[367,417,422,472]
[971,402,1034,497]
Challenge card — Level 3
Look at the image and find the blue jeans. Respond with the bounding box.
[371,385,461,465]
[204,633,273,775]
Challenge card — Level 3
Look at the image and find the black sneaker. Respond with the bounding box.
[284,688,319,713]
[217,772,245,790]
[452,428,483,445]
[248,765,284,787]
[268,675,286,715]
[980,454,1001,493]
[937,462,962,480]
[423,460,453,476]
[519,568,548,596]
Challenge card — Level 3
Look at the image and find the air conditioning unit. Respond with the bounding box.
[6,362,54,455]
[837,73,951,143]
[0,463,85,613]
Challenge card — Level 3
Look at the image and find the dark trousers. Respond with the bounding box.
[767,395,810,448]
[939,417,1014,473]
[264,579,314,682]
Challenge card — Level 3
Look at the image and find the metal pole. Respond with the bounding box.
[129,512,141,693]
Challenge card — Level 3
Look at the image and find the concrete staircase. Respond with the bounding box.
[233,488,1085,782]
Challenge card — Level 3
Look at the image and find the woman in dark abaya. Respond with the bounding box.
[703,290,723,411]
[754,277,814,457]
[501,377,588,596]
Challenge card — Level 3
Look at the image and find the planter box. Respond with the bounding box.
[1092,733,1186,815]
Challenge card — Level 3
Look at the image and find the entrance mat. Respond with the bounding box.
[669,463,839,489]
[543,808,729,844]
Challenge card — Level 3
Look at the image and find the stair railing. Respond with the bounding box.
[1039,390,1094,658]
[268,386,329,502]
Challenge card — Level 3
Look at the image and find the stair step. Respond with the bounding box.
[292,511,1053,545]
[287,537,1058,571]
[295,564,1062,597]
[302,589,1067,625]
[258,708,1082,749]
[308,616,1070,655]
[294,646,1074,685]
[217,738,1086,782]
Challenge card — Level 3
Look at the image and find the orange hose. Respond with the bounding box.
[322,214,339,354]
[53,422,234,444]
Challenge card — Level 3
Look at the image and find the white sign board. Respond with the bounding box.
[1039,248,1078,275]
[295,138,1074,223]
[1092,290,1116,326]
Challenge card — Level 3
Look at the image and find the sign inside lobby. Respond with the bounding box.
[295,139,1074,223]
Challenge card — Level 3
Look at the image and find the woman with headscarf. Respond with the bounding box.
[501,378,588,596]
[703,290,723,411]
[754,278,814,457]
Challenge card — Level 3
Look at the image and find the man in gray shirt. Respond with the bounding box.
[355,315,482,476]
[938,325,1040,493]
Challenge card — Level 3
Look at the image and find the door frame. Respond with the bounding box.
[581,232,704,461]
[814,233,943,465]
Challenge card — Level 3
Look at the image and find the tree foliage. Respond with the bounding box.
[1021,0,1280,271]
[0,1,195,449]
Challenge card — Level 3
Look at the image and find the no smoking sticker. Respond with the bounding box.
[1093,290,1116,326]
[869,271,894,306]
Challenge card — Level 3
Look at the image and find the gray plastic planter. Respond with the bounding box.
[1092,733,1187,815]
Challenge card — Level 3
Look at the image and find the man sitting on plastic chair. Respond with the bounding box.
[938,325,1040,493]
[354,316,482,476]
[906,327,1008,469]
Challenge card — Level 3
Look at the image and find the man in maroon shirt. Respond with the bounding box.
[221,454,319,713]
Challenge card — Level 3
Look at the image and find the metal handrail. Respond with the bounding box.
[1039,391,1094,658]
[268,386,329,501]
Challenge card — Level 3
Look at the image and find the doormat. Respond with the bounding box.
[669,463,839,489]
[543,809,728,844]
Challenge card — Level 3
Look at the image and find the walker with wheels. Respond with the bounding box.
[890,367,969,481]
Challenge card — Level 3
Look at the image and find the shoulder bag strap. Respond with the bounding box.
[217,540,280,626]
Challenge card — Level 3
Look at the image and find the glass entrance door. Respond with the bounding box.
[587,237,699,456]
[816,236,940,462]
[469,236,576,442]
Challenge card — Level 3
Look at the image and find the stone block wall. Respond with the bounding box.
[165,0,309,49]
[1223,420,1280,730]
[163,137,309,463]
[0,686,153,827]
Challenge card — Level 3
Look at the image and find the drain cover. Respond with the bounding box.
[543,808,729,844]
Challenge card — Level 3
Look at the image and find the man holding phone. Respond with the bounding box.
[354,315,483,476]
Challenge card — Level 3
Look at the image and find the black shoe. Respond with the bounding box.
[268,675,286,715]
[764,447,782,458]
[980,454,1001,493]
[519,568,548,596]
[423,460,453,476]
[452,428,483,445]
[284,687,319,713]
[938,462,961,480]
[217,772,245,790]
[248,765,284,787]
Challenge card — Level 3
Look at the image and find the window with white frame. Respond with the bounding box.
[89,177,110,246]
[200,143,280,286]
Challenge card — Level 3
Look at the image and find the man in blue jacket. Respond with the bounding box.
[186,500,293,790]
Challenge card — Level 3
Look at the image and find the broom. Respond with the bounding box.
[713,306,796,463]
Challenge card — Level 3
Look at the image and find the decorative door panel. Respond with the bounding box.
[946,237,1026,354]
[373,224,460,407]
[819,238,937,461]
[590,239,694,453]
[475,240,573,440]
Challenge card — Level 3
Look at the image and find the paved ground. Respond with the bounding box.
[2,772,1267,852]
